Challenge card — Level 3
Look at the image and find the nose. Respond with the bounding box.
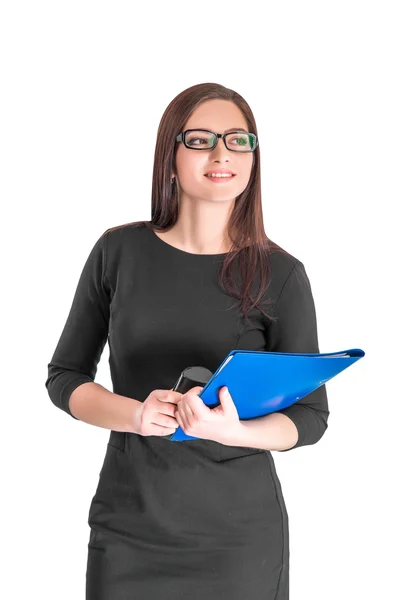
[210,136,231,160]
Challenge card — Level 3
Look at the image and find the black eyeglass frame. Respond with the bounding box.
[175,129,258,153]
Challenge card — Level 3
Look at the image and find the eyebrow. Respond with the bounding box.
[191,127,248,133]
[225,127,248,133]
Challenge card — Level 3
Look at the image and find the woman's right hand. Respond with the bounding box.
[133,388,182,436]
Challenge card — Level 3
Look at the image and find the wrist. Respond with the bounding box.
[214,421,248,447]
[129,398,144,435]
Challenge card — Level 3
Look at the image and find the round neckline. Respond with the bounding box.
[150,228,229,258]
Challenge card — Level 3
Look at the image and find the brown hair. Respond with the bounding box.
[109,82,290,326]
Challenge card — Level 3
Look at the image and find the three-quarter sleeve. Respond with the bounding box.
[45,230,111,419]
[267,261,330,451]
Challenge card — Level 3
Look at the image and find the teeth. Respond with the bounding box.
[205,173,233,178]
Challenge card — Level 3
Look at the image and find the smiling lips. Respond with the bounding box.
[204,171,236,182]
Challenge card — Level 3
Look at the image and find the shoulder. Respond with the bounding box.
[92,221,151,279]
[101,220,150,257]
[103,220,149,244]
[266,239,307,295]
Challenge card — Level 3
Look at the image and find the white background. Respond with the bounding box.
[1,1,399,598]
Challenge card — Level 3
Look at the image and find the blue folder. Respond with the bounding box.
[169,347,365,442]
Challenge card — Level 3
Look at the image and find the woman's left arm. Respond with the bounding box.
[229,261,330,452]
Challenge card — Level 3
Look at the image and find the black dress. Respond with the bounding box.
[45,223,329,600]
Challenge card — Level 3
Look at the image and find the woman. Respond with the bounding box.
[45,82,329,599]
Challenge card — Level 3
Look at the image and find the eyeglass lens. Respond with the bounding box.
[185,130,256,151]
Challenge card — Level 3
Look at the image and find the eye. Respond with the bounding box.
[187,136,209,146]
[186,136,209,146]
[231,136,249,146]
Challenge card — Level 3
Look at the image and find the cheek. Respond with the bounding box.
[236,159,253,186]
[243,156,254,176]
[176,154,208,186]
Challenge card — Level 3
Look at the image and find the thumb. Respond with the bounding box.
[192,386,204,395]
[219,386,237,412]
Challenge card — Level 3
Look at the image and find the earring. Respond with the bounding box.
[171,177,175,184]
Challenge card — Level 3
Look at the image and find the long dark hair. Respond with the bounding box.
[109,82,290,326]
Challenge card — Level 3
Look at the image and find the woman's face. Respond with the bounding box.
[174,99,254,204]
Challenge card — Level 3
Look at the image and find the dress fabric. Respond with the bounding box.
[45,222,329,600]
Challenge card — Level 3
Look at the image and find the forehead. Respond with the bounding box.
[185,99,248,131]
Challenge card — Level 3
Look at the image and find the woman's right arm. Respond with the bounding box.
[45,230,129,425]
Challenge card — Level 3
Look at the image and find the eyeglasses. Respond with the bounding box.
[176,129,258,152]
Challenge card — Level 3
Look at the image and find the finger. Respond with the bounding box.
[180,400,195,421]
[151,423,178,435]
[157,390,182,404]
[157,404,177,418]
[175,410,185,431]
[189,385,204,395]
[176,403,188,431]
[218,386,238,417]
[183,392,208,421]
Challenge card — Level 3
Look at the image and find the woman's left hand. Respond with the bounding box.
[174,385,242,445]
